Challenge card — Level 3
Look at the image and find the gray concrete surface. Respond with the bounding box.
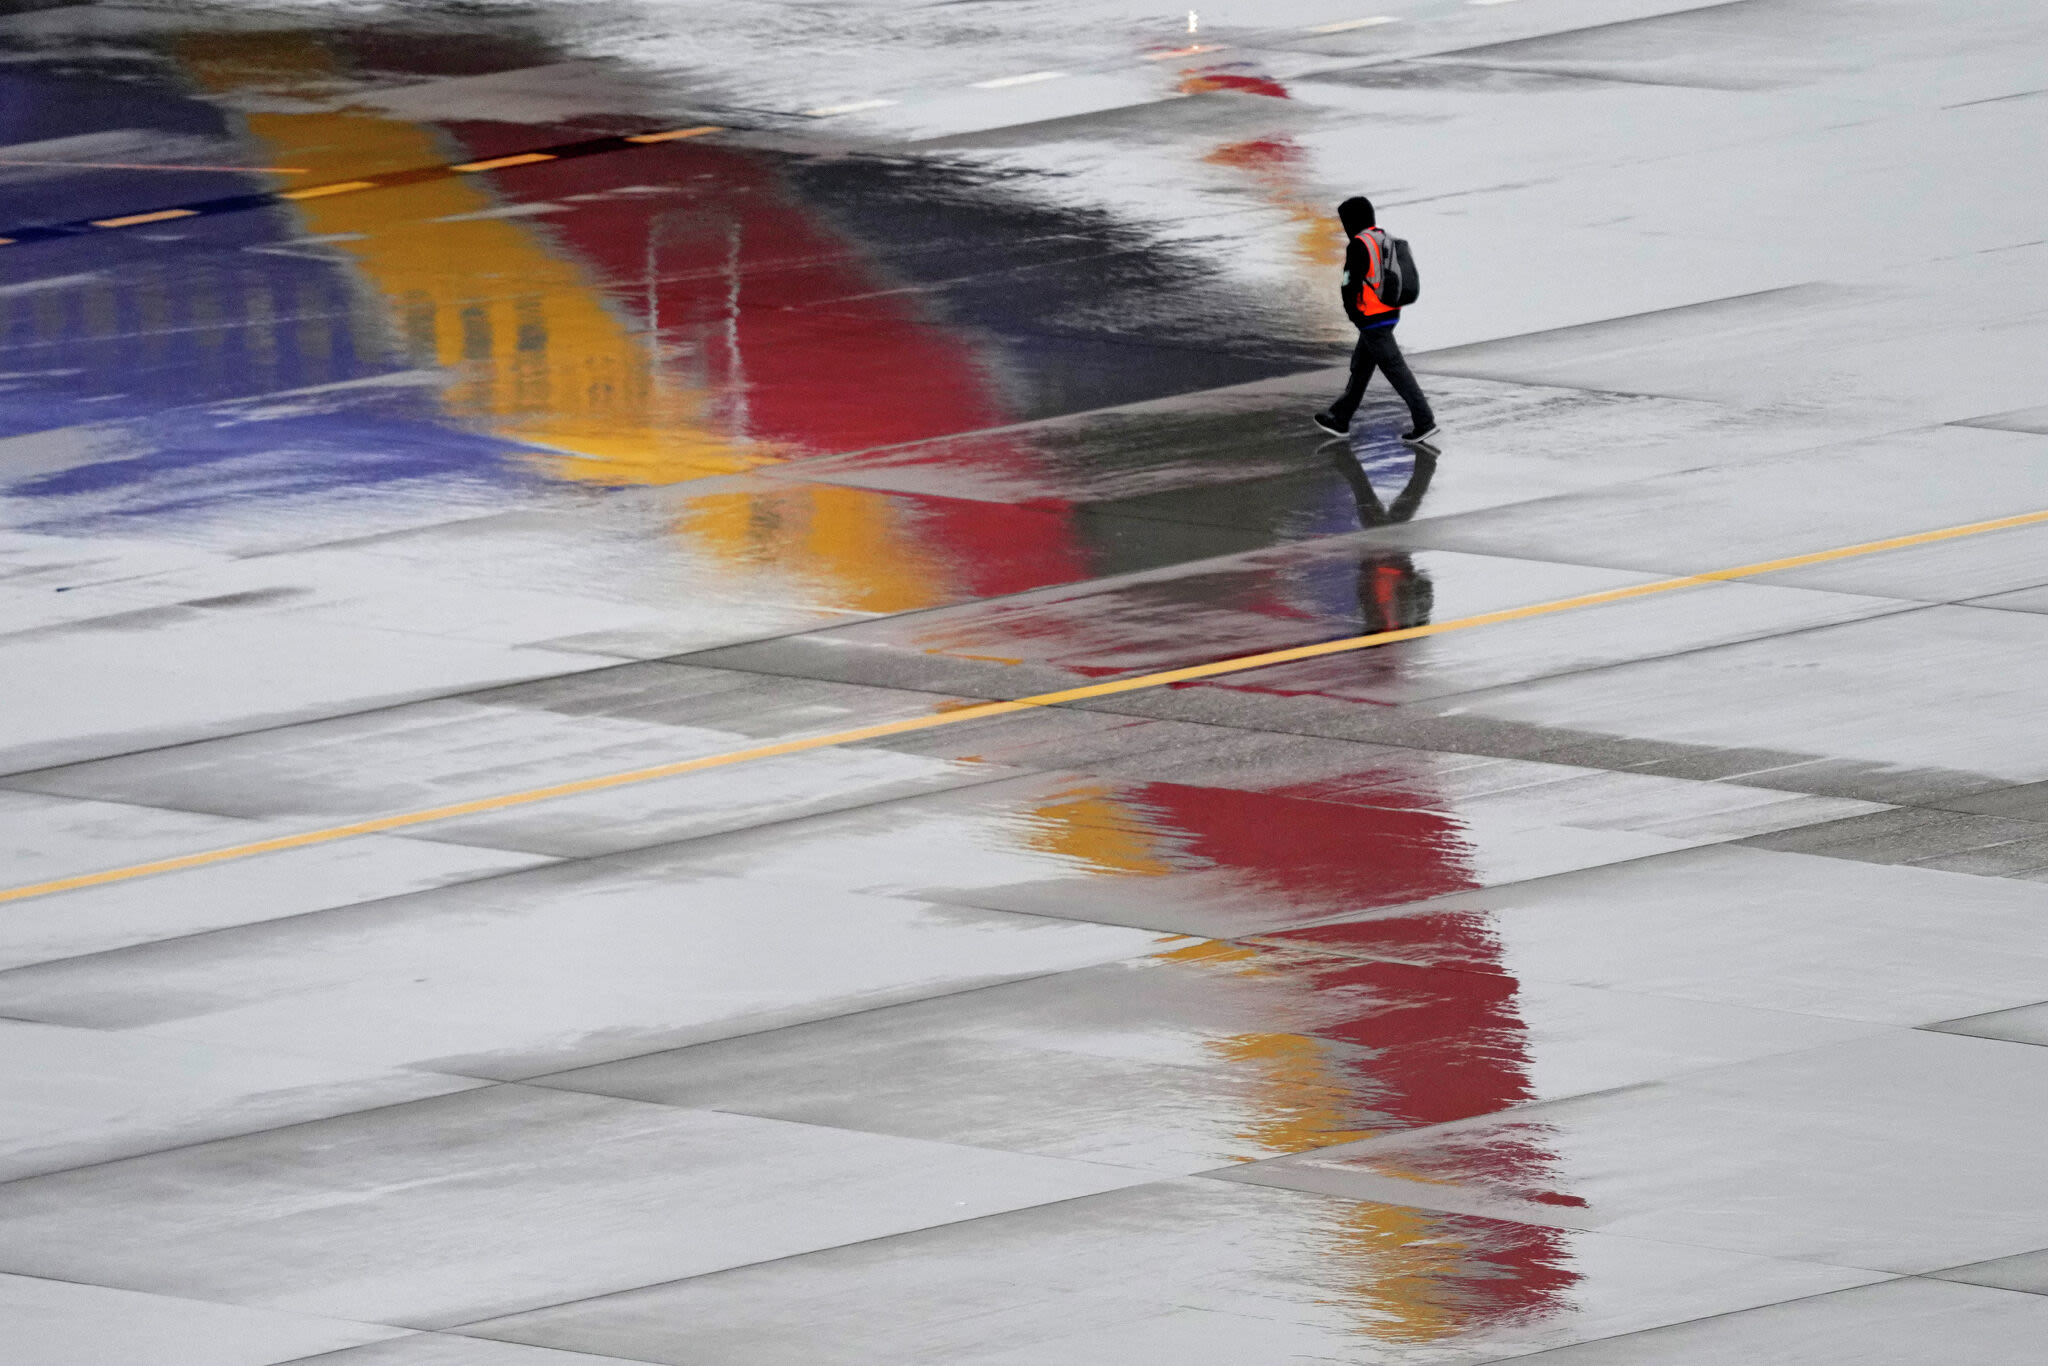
[4,0,2048,1362]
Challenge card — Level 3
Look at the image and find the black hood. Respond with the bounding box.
[1338,196,1375,234]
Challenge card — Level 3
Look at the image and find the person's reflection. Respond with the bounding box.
[1330,443,1436,634]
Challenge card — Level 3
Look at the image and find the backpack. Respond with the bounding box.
[1362,226,1421,307]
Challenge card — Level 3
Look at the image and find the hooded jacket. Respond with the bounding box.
[1338,198,1400,331]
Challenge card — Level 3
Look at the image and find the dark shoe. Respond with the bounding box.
[1401,423,1440,446]
[1312,411,1349,437]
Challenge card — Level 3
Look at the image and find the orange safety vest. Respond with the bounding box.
[1355,229,1399,317]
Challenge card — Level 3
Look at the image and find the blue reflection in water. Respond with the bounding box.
[0,237,540,530]
[0,71,539,530]
[1288,437,1420,622]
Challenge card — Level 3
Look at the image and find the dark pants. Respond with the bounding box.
[1330,324,1433,429]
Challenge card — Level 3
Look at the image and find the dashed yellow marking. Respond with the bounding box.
[91,208,200,228]
[5,505,2046,906]
[451,152,558,172]
[0,159,309,173]
[278,179,381,201]
[624,126,724,143]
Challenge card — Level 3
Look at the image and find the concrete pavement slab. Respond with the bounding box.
[1412,0,2048,99]
[1472,1277,2048,1366]
[281,1336,667,1365]
[301,472,1273,662]
[1926,1000,2048,1050]
[458,1177,1881,1366]
[0,787,361,883]
[1965,405,2048,437]
[882,719,1881,839]
[5,665,1002,858]
[1219,1030,2048,1272]
[0,790,552,970]
[0,1017,483,1183]
[553,768,1710,939]
[0,856,1164,1077]
[769,372,1825,522]
[0,605,622,774]
[0,1085,1155,1330]
[1753,522,2048,605]
[688,530,1913,714]
[1362,425,2048,578]
[1407,606,2048,786]
[1931,780,2048,821]
[1967,582,2048,614]
[539,939,1879,1176]
[1111,576,1911,709]
[758,373,1342,506]
[0,1272,404,1366]
[1739,806,2048,874]
[1926,1248,2048,1298]
[1482,276,2045,434]
[1260,844,2048,1024]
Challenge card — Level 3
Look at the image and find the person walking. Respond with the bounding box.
[1313,196,1438,446]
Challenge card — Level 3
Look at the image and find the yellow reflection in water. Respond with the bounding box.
[176,33,757,485]
[169,31,979,615]
[673,484,947,616]
[1203,137,1348,274]
[1022,787,1178,878]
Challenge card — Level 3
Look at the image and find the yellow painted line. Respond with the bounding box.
[6,506,2047,907]
[624,126,724,143]
[1142,43,1225,59]
[451,152,558,173]
[0,237,14,247]
[278,179,381,201]
[91,208,200,228]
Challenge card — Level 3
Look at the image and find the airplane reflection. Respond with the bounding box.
[0,22,1587,1348]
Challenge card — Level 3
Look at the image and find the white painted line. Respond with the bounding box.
[1468,0,1524,6]
[1140,43,1224,60]
[972,71,1067,89]
[1307,16,1399,32]
[804,99,898,117]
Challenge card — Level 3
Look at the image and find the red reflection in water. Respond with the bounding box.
[1181,69,1292,99]
[441,132,998,451]
[1131,776,1584,1335]
[1206,136,1303,169]
[1130,779,1479,913]
[439,124,1091,600]
[1271,909,1512,975]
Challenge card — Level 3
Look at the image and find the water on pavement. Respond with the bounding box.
[4,1,2048,1362]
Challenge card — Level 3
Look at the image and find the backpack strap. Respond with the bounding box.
[1355,229,1382,288]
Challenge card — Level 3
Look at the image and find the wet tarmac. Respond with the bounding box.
[4,1,2048,1363]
